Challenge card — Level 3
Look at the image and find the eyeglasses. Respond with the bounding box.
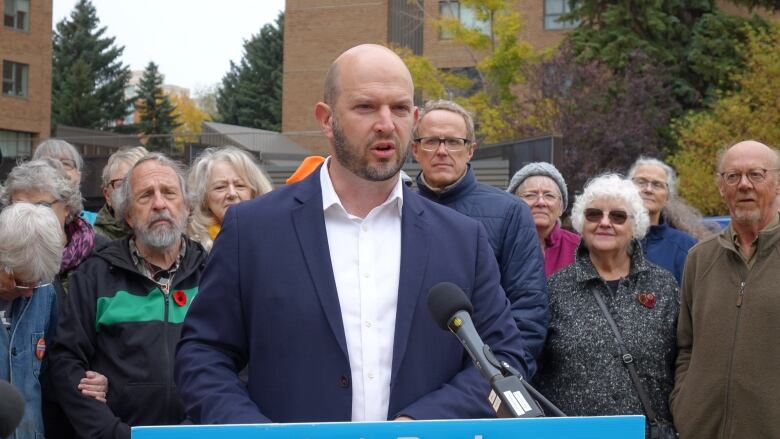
[108,178,124,190]
[584,208,631,225]
[719,168,779,186]
[632,177,667,191]
[519,192,559,203]
[414,136,470,152]
[58,158,77,171]
[3,266,52,291]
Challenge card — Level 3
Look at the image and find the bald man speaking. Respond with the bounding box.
[175,44,528,423]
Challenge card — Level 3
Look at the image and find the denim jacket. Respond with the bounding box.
[0,285,58,439]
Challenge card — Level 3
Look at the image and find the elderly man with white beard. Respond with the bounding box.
[48,153,207,439]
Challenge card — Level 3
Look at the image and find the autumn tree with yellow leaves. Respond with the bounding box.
[671,23,780,215]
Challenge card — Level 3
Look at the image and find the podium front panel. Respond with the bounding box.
[133,416,644,438]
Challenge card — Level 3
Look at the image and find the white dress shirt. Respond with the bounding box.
[320,158,402,421]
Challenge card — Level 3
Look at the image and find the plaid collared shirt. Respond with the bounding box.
[129,237,186,294]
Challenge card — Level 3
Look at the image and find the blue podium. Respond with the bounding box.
[133,416,644,438]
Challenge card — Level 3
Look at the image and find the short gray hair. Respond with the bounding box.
[0,159,84,222]
[0,203,65,284]
[413,99,476,143]
[33,139,84,171]
[101,146,149,188]
[113,153,189,228]
[571,173,650,240]
[627,156,678,196]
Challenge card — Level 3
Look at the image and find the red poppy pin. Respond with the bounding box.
[173,290,187,307]
[36,337,46,361]
[636,292,657,309]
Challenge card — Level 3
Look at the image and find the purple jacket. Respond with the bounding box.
[544,222,580,277]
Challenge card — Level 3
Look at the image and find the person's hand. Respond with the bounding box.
[79,371,108,403]
[394,416,413,421]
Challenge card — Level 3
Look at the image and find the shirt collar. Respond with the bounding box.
[319,156,404,217]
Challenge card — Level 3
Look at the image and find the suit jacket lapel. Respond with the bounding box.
[291,171,349,359]
[391,188,431,381]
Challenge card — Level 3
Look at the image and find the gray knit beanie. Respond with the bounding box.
[506,162,569,209]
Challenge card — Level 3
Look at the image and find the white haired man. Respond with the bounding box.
[671,140,780,438]
[49,153,207,439]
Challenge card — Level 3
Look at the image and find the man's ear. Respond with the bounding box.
[466,142,477,161]
[411,141,421,162]
[102,187,112,208]
[315,102,334,140]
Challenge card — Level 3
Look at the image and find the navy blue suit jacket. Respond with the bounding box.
[175,169,529,423]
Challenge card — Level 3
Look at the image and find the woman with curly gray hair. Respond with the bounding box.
[187,147,272,251]
[1,159,104,287]
[534,174,679,438]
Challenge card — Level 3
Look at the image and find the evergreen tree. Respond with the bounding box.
[137,62,181,152]
[52,0,130,130]
[564,0,769,109]
[217,12,283,131]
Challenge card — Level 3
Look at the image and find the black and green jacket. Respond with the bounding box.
[48,236,207,439]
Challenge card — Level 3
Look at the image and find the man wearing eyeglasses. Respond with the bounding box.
[411,100,547,376]
[671,140,780,439]
[94,146,149,240]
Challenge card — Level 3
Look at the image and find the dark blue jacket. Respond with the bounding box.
[416,165,548,375]
[641,217,696,285]
[175,168,529,423]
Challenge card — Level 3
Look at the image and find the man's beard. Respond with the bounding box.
[135,211,186,250]
[732,206,762,224]
[331,115,407,182]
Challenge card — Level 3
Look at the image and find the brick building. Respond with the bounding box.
[0,0,52,164]
[281,0,574,152]
[281,0,773,153]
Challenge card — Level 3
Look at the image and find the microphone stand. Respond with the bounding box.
[496,360,566,418]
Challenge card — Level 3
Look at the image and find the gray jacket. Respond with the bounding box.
[535,240,678,428]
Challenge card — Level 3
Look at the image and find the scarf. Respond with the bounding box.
[61,215,96,275]
[207,223,221,241]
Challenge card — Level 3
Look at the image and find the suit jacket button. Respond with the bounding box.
[339,375,350,388]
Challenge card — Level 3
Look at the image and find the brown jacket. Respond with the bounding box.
[671,218,780,439]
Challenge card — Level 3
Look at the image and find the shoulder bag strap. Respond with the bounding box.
[592,288,660,423]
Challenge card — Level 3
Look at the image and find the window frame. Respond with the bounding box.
[3,0,30,32]
[544,0,578,31]
[438,0,491,40]
[0,129,33,158]
[2,60,29,98]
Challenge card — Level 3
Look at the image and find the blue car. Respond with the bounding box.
[704,216,730,230]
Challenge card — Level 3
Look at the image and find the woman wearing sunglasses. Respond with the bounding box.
[534,174,679,438]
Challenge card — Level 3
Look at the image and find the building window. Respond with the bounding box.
[2,61,29,97]
[544,0,578,30]
[439,1,491,40]
[0,130,33,158]
[3,0,30,31]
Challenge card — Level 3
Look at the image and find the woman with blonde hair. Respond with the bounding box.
[187,146,273,251]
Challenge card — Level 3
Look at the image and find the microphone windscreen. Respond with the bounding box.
[0,380,24,438]
[427,282,474,330]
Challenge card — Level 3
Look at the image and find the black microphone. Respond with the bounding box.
[0,380,24,438]
[427,282,544,418]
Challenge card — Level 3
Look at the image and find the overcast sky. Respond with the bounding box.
[52,0,285,95]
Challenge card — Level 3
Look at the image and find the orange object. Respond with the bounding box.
[286,156,326,184]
